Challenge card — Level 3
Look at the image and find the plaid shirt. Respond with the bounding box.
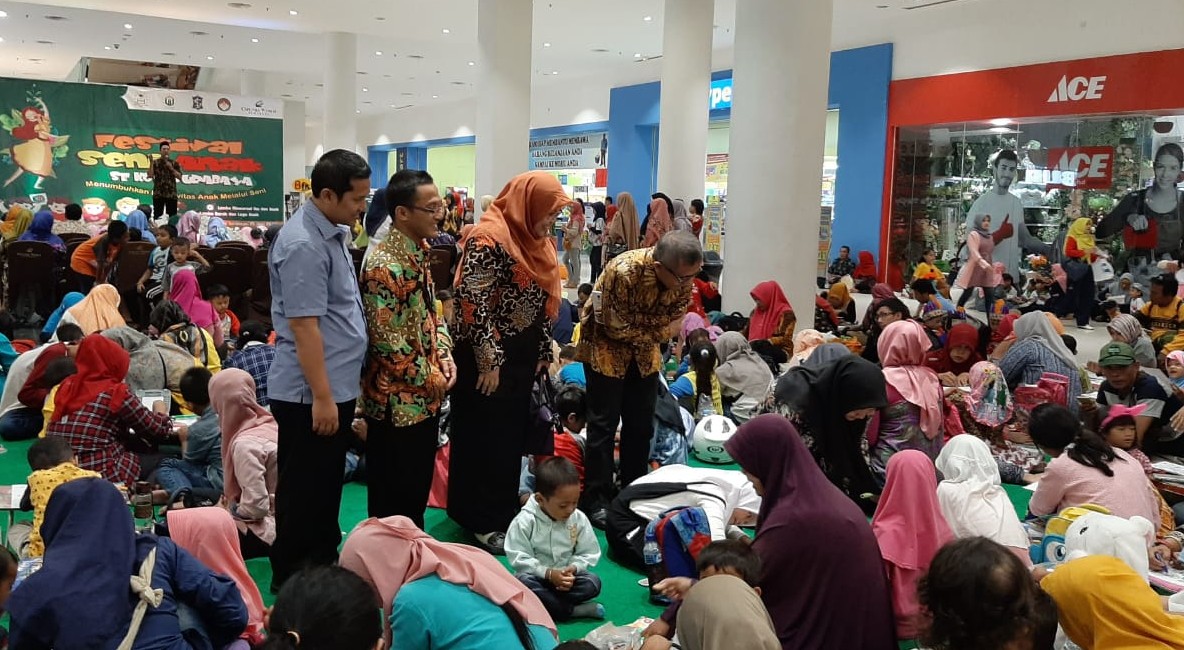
[225,343,277,406]
[46,390,173,486]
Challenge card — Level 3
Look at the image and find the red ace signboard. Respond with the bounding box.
[1046,146,1114,189]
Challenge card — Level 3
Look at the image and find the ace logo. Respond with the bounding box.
[1047,146,1114,189]
[1047,75,1107,103]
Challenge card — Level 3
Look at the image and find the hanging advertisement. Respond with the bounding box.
[704,204,724,253]
[528,132,608,170]
[0,77,283,225]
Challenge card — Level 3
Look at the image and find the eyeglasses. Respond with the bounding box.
[411,204,445,215]
[657,262,698,284]
[875,311,896,320]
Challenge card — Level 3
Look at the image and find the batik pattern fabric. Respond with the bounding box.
[577,248,693,379]
[452,234,552,373]
[361,231,454,426]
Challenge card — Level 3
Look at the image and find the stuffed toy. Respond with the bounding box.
[1063,510,1155,582]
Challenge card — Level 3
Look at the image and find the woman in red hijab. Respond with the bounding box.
[926,322,983,386]
[748,281,795,348]
[854,250,877,281]
[45,333,173,485]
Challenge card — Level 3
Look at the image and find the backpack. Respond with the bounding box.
[717,311,749,333]
[604,482,723,570]
[643,506,713,604]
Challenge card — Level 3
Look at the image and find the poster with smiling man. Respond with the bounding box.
[964,149,1051,278]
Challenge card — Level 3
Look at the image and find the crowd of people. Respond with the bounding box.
[3,145,1184,649]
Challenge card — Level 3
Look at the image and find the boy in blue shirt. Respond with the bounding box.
[157,367,222,499]
[505,457,603,621]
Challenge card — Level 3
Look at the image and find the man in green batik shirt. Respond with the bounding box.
[359,169,456,529]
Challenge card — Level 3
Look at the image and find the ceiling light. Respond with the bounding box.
[227,2,252,8]
[989,127,1012,133]
[634,52,641,58]
[990,118,1013,127]
[44,15,67,21]
[362,87,368,92]
[104,45,112,50]
[432,94,438,99]
[0,11,8,18]
[251,37,259,43]
[161,52,175,56]
[289,9,298,15]
[543,42,551,47]
[35,40,53,45]
[375,50,382,55]
[551,71,559,75]
[442,28,450,34]
[189,31,209,36]
[467,61,475,66]
[206,55,214,60]
[643,15,652,21]
[124,23,133,29]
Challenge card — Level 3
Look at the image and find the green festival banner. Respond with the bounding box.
[0,77,283,225]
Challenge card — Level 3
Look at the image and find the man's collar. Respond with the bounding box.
[304,200,345,241]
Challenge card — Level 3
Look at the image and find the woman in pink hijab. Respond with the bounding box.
[868,319,945,482]
[209,368,277,557]
[871,450,953,639]
[169,267,224,348]
[339,516,557,648]
[166,508,266,647]
[642,197,673,247]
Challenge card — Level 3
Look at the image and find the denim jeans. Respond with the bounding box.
[156,458,216,495]
[0,407,43,441]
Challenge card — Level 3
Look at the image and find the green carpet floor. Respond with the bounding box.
[0,437,1035,645]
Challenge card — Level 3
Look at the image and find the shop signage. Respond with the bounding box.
[890,48,1184,125]
[1046,146,1114,189]
[1047,75,1107,104]
[528,133,607,170]
[709,78,733,110]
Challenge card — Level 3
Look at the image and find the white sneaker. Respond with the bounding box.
[1077,324,1095,331]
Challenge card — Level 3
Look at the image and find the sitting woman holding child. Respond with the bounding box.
[944,361,1042,484]
[7,478,248,648]
[340,515,559,650]
[44,333,174,486]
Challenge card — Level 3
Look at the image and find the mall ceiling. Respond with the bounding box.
[0,0,965,118]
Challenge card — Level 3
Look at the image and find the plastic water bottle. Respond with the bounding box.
[697,394,716,420]
[643,538,669,604]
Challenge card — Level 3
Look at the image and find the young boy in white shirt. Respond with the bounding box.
[505,457,604,621]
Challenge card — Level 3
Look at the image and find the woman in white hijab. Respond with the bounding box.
[935,435,1031,566]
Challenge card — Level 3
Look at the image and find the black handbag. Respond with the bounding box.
[524,371,560,455]
[605,241,629,261]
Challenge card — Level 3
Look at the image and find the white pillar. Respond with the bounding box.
[475,0,532,197]
[240,69,266,97]
[283,99,307,189]
[323,32,357,152]
[656,0,714,204]
[721,0,832,322]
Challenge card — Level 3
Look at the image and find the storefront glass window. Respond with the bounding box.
[886,115,1180,288]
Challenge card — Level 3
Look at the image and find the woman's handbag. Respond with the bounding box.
[525,371,561,455]
[605,241,628,261]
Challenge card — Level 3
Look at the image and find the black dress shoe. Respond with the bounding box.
[589,508,608,530]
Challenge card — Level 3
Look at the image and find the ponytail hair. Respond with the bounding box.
[689,341,718,400]
[1067,429,1120,477]
[260,566,381,650]
[499,602,537,650]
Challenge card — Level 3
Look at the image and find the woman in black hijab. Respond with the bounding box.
[761,355,888,514]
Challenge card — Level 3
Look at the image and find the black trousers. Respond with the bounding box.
[583,362,659,508]
[153,196,178,221]
[448,335,537,535]
[269,398,354,588]
[589,246,603,284]
[365,414,439,530]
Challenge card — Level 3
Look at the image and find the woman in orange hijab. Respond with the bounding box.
[449,171,570,554]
